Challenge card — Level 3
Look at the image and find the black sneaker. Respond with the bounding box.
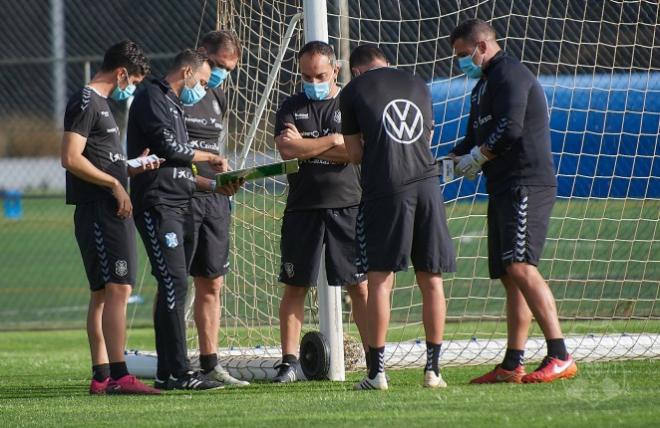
[171,371,224,390]
[154,377,172,391]
[272,362,298,383]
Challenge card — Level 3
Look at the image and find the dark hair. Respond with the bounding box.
[201,30,242,58]
[168,49,209,73]
[298,41,336,63]
[450,19,496,45]
[348,44,387,70]
[100,40,150,76]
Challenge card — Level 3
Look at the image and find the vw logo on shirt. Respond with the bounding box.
[382,99,424,144]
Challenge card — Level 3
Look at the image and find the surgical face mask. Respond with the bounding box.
[458,46,483,79]
[110,71,136,101]
[180,75,207,105]
[208,67,229,88]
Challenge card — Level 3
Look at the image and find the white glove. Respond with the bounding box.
[455,146,488,180]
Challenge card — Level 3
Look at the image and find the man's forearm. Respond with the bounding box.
[277,134,339,160]
[315,144,350,163]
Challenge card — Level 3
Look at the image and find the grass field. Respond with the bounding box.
[0,328,659,427]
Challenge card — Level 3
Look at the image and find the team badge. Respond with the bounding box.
[284,262,295,278]
[212,100,221,115]
[164,232,179,248]
[333,110,341,123]
[115,260,128,277]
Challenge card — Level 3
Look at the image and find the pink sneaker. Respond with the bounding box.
[90,378,110,395]
[106,375,162,395]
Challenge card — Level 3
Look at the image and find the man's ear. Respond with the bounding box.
[351,67,360,78]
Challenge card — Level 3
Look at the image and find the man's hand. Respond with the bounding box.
[111,181,133,219]
[215,178,244,196]
[278,122,303,143]
[209,155,231,173]
[455,146,489,180]
[127,148,164,177]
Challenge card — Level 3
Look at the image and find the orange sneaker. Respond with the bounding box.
[469,364,525,384]
[522,355,577,383]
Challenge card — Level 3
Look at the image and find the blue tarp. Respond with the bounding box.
[430,72,660,200]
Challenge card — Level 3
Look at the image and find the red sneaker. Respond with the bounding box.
[89,378,110,395]
[522,355,578,383]
[106,375,162,395]
[469,364,525,384]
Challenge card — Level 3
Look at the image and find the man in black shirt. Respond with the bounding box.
[272,41,368,383]
[128,49,237,391]
[449,19,577,384]
[341,45,456,390]
[61,40,160,395]
[183,31,248,386]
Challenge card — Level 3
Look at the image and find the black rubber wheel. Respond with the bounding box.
[299,331,331,380]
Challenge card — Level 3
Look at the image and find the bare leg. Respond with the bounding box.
[505,263,563,339]
[346,281,369,352]
[279,285,309,356]
[102,283,131,363]
[501,274,533,350]
[416,271,445,344]
[366,271,395,348]
[194,276,223,355]
[87,289,108,365]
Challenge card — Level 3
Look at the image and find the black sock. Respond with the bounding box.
[109,362,129,380]
[92,363,110,382]
[425,342,442,376]
[501,348,525,370]
[282,354,298,366]
[200,353,219,373]
[547,338,568,360]
[368,346,385,379]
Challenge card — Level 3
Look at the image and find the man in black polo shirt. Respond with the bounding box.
[128,49,238,391]
[271,41,369,383]
[61,40,160,395]
[183,30,248,386]
[341,45,456,390]
[449,19,577,384]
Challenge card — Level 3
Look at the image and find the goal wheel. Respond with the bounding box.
[299,331,331,380]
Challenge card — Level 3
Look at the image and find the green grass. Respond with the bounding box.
[0,329,659,427]
[0,194,658,329]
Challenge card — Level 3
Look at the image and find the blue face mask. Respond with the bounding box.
[303,80,330,101]
[208,67,229,89]
[180,77,207,105]
[110,71,136,101]
[458,46,483,79]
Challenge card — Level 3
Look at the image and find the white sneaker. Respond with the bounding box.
[354,372,388,390]
[205,364,250,387]
[424,370,447,388]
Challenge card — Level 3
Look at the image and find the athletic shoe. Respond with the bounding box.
[354,372,388,390]
[200,364,249,387]
[469,364,526,384]
[171,371,224,390]
[272,362,298,383]
[522,355,578,383]
[106,375,161,395]
[423,370,447,388]
[154,377,172,391]
[89,378,110,395]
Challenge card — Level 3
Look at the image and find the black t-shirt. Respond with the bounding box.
[127,78,196,212]
[63,86,127,205]
[450,51,556,195]
[274,91,361,211]
[340,67,439,200]
[183,88,227,193]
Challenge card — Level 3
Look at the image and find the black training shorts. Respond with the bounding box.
[189,193,231,278]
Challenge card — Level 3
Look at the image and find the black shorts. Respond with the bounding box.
[279,207,366,287]
[358,177,456,273]
[74,198,137,291]
[189,194,231,278]
[488,185,556,279]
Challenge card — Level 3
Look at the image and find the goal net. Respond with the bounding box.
[125,0,660,379]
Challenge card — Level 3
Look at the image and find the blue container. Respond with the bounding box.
[3,190,23,219]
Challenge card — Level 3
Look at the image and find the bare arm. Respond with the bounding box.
[343,133,364,164]
[275,122,340,160]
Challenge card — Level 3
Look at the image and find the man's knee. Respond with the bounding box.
[347,281,368,300]
[195,276,223,295]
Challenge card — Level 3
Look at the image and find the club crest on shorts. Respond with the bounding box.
[164,232,179,248]
[284,262,295,278]
[115,259,128,277]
